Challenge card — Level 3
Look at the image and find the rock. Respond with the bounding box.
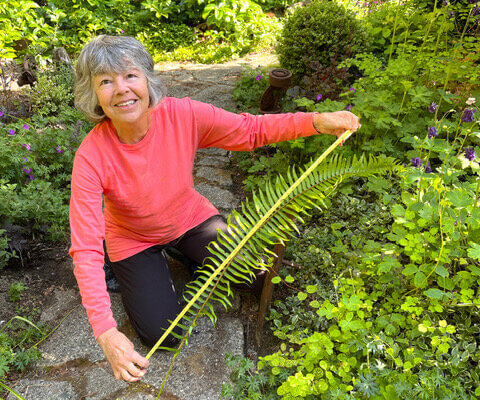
[195,183,239,210]
[6,379,75,400]
[196,166,233,187]
[37,293,127,366]
[140,316,243,400]
[85,366,129,399]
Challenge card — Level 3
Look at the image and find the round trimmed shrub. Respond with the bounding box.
[276,0,371,81]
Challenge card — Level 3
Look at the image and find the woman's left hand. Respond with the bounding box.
[313,111,361,139]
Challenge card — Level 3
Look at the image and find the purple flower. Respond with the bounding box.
[346,105,353,111]
[255,75,261,81]
[22,124,29,130]
[461,108,476,123]
[22,144,31,151]
[428,126,438,138]
[473,6,480,16]
[316,94,323,101]
[442,0,449,5]
[411,157,423,167]
[465,147,476,161]
[0,111,3,117]
[29,174,34,181]
[449,10,455,17]
[425,162,433,173]
[23,157,28,162]
[56,146,63,153]
[349,87,356,93]
[428,102,438,113]
[120,29,125,33]
[8,129,15,135]
[22,167,31,174]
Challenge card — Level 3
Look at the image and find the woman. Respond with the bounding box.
[69,35,360,383]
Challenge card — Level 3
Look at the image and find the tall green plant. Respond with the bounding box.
[145,132,401,395]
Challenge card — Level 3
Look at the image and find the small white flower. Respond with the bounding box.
[466,97,476,106]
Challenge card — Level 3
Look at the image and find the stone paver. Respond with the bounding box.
[8,51,279,400]
[6,379,75,400]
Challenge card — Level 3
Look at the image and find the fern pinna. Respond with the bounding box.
[145,131,401,395]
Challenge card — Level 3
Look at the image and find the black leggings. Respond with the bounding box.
[109,215,228,347]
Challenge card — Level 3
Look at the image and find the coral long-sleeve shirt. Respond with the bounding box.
[69,97,318,338]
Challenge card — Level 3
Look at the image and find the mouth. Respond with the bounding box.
[115,99,137,107]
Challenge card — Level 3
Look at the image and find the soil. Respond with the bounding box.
[0,241,75,327]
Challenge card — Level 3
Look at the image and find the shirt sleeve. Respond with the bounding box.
[189,99,318,151]
[69,149,116,339]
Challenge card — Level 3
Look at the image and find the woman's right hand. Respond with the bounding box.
[97,327,149,382]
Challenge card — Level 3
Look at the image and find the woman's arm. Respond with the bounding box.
[183,98,360,151]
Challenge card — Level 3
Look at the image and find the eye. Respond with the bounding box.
[100,79,111,85]
[127,73,138,79]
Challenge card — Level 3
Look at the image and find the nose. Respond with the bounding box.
[113,77,129,95]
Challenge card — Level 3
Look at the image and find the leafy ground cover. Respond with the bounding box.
[226,0,480,398]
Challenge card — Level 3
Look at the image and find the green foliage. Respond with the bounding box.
[27,65,74,116]
[0,230,16,270]
[276,0,371,82]
[0,0,54,59]
[233,66,270,113]
[137,23,197,55]
[0,102,92,243]
[222,353,280,399]
[8,282,27,303]
[0,316,45,381]
[146,137,400,396]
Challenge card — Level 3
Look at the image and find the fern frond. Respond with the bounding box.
[145,131,402,395]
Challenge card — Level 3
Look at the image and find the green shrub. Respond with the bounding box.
[0,230,16,270]
[275,0,371,82]
[137,23,197,54]
[0,104,91,241]
[28,64,74,116]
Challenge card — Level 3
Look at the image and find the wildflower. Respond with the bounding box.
[22,144,31,151]
[428,126,438,138]
[56,146,63,153]
[425,162,433,173]
[22,124,29,130]
[0,111,3,117]
[442,0,449,5]
[473,6,480,16]
[23,157,28,162]
[316,94,323,101]
[411,157,423,167]
[29,174,34,181]
[428,102,438,113]
[22,167,31,174]
[461,108,476,123]
[8,129,15,135]
[346,105,353,111]
[466,97,476,105]
[120,30,125,33]
[349,87,356,93]
[465,147,477,161]
[255,75,261,81]
[449,10,454,17]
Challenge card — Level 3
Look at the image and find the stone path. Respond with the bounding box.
[6,52,278,400]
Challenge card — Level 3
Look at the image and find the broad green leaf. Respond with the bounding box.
[467,242,480,260]
[424,288,444,299]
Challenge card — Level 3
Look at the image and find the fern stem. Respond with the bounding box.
[145,130,353,360]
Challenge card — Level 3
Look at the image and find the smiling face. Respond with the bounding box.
[93,68,150,131]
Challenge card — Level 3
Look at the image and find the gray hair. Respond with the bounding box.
[74,35,167,123]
